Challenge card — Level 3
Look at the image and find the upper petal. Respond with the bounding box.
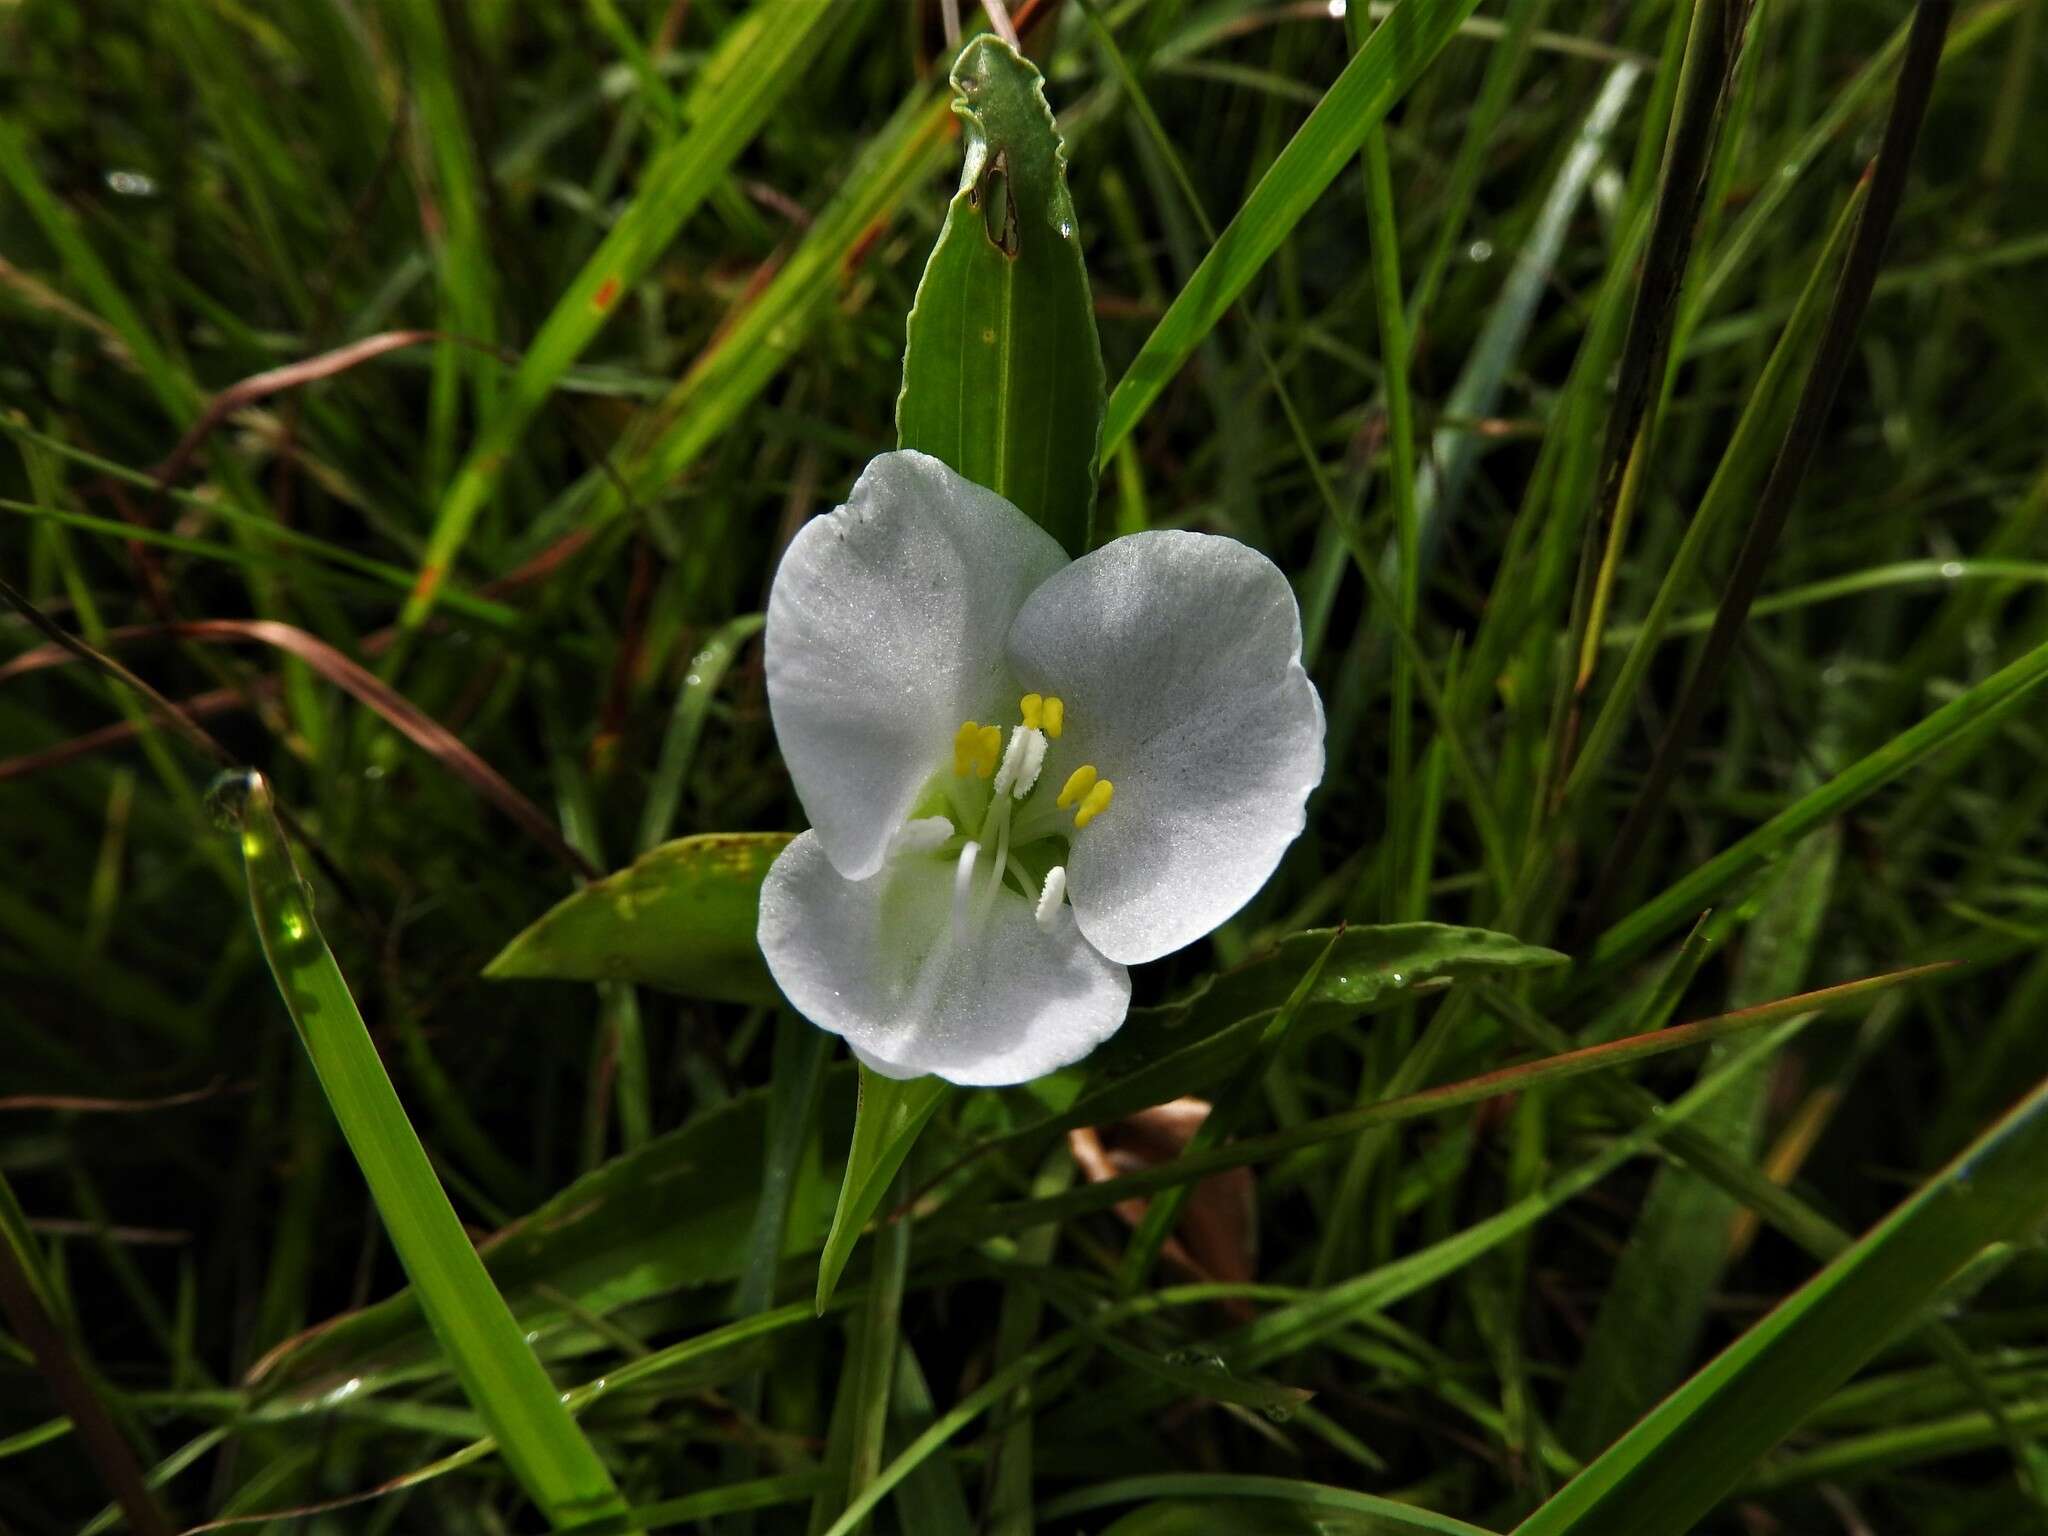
[757,832,1130,1087]
[1006,530,1324,965]
[765,451,1070,880]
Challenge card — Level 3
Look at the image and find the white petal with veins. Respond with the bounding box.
[758,832,1129,1087]
[765,451,1066,882]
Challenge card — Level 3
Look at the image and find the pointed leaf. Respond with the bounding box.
[896,35,1104,556]
[483,832,792,1004]
[816,1066,950,1312]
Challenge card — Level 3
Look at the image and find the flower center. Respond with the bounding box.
[909,693,1116,941]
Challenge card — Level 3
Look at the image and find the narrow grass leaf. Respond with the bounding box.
[228,772,628,1529]
[1515,1072,2048,1536]
[1048,1475,1497,1535]
[1102,0,1485,455]
[1581,628,2048,984]
[403,0,836,625]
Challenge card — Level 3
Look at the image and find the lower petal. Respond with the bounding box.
[757,832,1131,1088]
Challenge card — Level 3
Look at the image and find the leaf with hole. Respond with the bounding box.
[896,35,1104,557]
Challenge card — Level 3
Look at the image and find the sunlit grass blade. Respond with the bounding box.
[1101,0,1485,455]
[402,0,838,626]
[227,771,630,1531]
[925,966,1941,1250]
[576,86,954,533]
[1514,1072,2048,1536]
[1580,628,2048,984]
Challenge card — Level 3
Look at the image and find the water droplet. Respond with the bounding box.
[1262,1401,1296,1423]
[1388,971,1406,987]
[1467,239,1494,264]
[1779,161,1802,181]
[105,169,156,197]
[1057,220,1073,240]
[363,764,385,781]
[1940,560,1964,579]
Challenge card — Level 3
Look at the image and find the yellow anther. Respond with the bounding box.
[954,721,1002,778]
[1073,778,1115,829]
[1041,695,1064,738]
[1019,693,1043,729]
[1056,764,1098,810]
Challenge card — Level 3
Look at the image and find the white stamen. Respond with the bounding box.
[1034,865,1068,929]
[889,816,954,859]
[1009,727,1047,799]
[952,841,980,945]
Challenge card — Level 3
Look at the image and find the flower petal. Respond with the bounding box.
[1006,530,1324,965]
[765,451,1070,880]
[757,832,1130,1087]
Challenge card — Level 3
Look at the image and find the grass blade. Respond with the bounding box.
[1101,0,1485,455]
[1514,1071,2048,1536]
[403,0,837,626]
[228,771,629,1530]
[1584,0,1956,919]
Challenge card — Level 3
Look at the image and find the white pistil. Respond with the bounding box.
[1011,728,1047,798]
[889,816,954,860]
[1035,865,1068,929]
[952,841,980,945]
[991,725,1047,800]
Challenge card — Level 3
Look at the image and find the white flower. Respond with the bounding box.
[756,451,1325,1087]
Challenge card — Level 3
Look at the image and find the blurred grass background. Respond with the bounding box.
[4,0,2048,1532]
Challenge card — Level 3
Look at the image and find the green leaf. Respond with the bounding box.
[1101,0,1486,457]
[896,35,1104,557]
[483,832,792,1004]
[1017,924,1568,1144]
[816,1067,950,1313]
[1514,1075,2048,1536]
[253,1069,857,1401]
[227,773,630,1530]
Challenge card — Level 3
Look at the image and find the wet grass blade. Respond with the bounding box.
[228,772,630,1531]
